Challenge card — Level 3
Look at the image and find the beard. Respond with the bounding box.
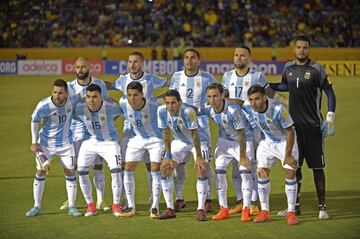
[76,70,89,80]
[234,63,247,69]
[296,55,308,63]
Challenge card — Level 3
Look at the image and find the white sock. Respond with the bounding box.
[111,172,122,204]
[285,178,298,212]
[161,176,174,209]
[120,170,127,207]
[240,171,253,208]
[146,169,153,200]
[257,177,270,211]
[93,169,105,204]
[174,163,185,200]
[197,178,208,210]
[216,171,228,208]
[79,173,94,204]
[65,175,77,207]
[232,160,243,201]
[33,175,46,208]
[124,171,135,209]
[206,163,213,200]
[151,171,161,209]
[251,166,258,202]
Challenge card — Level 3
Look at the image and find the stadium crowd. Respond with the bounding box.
[1,0,359,48]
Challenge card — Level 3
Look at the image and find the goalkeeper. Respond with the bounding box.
[269,35,336,220]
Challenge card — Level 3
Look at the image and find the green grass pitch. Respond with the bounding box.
[0,75,359,239]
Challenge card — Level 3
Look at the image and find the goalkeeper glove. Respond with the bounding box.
[321,112,336,137]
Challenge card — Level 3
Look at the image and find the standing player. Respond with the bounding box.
[60,57,111,212]
[169,48,216,212]
[243,85,299,225]
[119,82,164,218]
[74,84,123,217]
[270,35,336,219]
[221,46,273,216]
[158,90,211,221]
[26,79,81,217]
[110,52,167,205]
[203,83,254,222]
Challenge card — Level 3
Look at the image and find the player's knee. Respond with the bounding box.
[64,168,76,176]
[150,162,160,172]
[257,168,269,178]
[124,162,137,172]
[36,170,47,176]
[93,164,103,170]
[285,168,296,179]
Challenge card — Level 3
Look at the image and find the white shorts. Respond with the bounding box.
[77,140,121,170]
[74,138,103,166]
[256,139,299,170]
[214,137,254,171]
[121,130,150,163]
[36,144,75,170]
[171,139,212,164]
[125,136,164,163]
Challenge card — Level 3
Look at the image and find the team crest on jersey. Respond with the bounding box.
[266,118,272,124]
[231,83,235,86]
[181,83,185,87]
[178,118,183,124]
[85,114,90,121]
[189,111,196,122]
[304,70,311,80]
[196,79,201,87]
[223,119,227,124]
[244,79,250,87]
[289,72,292,76]
[129,114,133,118]
[67,107,71,114]
[144,114,149,119]
[100,114,106,122]
[282,110,289,119]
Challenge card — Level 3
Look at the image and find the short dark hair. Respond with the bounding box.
[206,83,224,95]
[237,45,251,55]
[184,48,200,59]
[53,79,68,91]
[164,90,181,102]
[129,51,144,61]
[294,35,311,46]
[247,84,265,97]
[86,84,102,94]
[127,81,143,94]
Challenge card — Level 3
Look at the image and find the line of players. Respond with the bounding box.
[26,43,334,225]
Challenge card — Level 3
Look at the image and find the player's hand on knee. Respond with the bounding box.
[161,157,175,176]
[321,112,336,137]
[239,156,252,170]
[195,157,207,176]
[31,143,39,153]
[283,155,298,170]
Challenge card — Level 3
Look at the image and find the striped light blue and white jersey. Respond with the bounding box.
[31,96,76,147]
[243,98,293,142]
[169,70,216,110]
[157,104,209,144]
[119,96,162,139]
[68,77,109,139]
[201,100,252,142]
[112,72,167,98]
[221,68,269,101]
[73,100,121,141]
